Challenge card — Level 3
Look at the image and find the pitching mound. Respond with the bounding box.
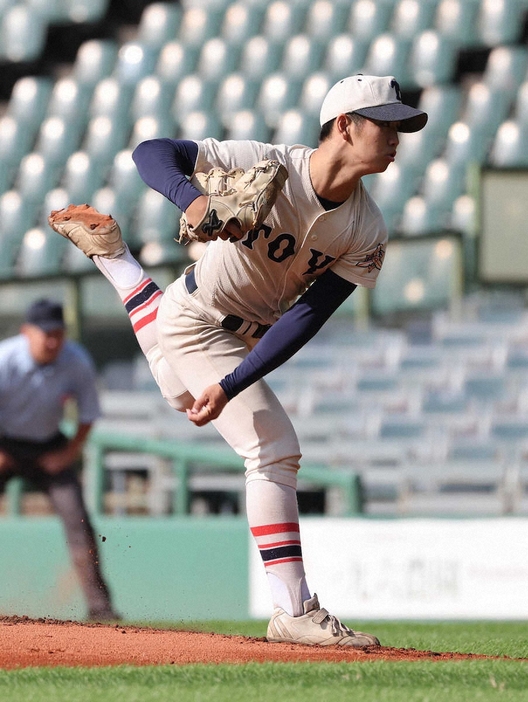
[0,616,507,668]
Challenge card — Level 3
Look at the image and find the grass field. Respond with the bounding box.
[1,620,527,701]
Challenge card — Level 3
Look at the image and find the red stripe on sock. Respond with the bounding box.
[129,289,163,318]
[251,522,300,537]
[123,278,151,304]
[263,557,304,567]
[132,308,158,332]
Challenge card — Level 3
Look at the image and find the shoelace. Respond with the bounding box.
[311,607,355,637]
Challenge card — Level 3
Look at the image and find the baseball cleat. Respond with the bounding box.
[48,203,126,258]
[266,594,380,647]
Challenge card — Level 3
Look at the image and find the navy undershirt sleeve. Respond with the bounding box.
[132,138,201,212]
[219,270,357,400]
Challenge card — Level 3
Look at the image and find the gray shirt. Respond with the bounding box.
[0,334,101,441]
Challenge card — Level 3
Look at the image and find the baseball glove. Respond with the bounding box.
[178,159,288,244]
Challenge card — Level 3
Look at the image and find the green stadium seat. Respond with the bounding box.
[129,114,175,150]
[483,45,528,96]
[371,236,463,315]
[0,191,37,271]
[46,77,92,133]
[155,40,199,86]
[6,76,52,133]
[196,37,240,82]
[72,39,119,89]
[255,73,302,128]
[303,0,350,42]
[513,81,528,126]
[0,5,47,62]
[223,109,271,141]
[171,74,216,123]
[0,161,11,196]
[14,153,60,204]
[399,195,446,235]
[449,194,476,237]
[177,5,223,48]
[37,187,70,231]
[16,226,66,278]
[390,0,438,38]
[220,2,264,47]
[368,163,420,231]
[361,33,412,88]
[395,129,444,172]
[0,115,34,171]
[421,158,466,210]
[261,1,307,42]
[237,35,282,81]
[443,121,490,167]
[178,111,223,141]
[137,1,182,49]
[347,0,395,42]
[477,0,526,46]
[61,151,105,203]
[460,82,511,138]
[280,34,325,81]
[408,30,457,88]
[434,0,481,47]
[132,188,180,245]
[113,42,158,87]
[215,73,259,121]
[62,0,109,24]
[298,72,333,119]
[489,121,528,168]
[107,150,146,209]
[417,84,462,137]
[131,76,172,121]
[90,77,133,123]
[33,116,82,168]
[322,34,369,82]
[272,109,319,147]
[82,115,129,168]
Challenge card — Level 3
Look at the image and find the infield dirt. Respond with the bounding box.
[0,616,519,668]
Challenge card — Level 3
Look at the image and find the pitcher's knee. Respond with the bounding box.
[245,454,301,490]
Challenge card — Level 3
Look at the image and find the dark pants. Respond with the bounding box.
[0,433,115,618]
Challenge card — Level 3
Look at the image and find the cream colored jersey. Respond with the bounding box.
[188,138,388,326]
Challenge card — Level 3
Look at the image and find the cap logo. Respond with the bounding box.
[390,79,402,101]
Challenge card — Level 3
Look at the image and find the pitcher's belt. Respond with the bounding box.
[185,268,271,339]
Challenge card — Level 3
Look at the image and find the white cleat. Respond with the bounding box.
[48,203,126,258]
[267,594,380,648]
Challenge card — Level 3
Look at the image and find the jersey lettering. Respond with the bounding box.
[268,233,296,262]
[303,248,336,275]
[241,223,273,250]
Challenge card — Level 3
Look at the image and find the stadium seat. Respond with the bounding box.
[0,161,11,196]
[215,73,259,122]
[322,34,369,83]
[368,163,420,231]
[303,0,350,41]
[178,111,223,140]
[483,45,528,97]
[417,84,462,138]
[33,116,82,168]
[443,121,490,167]
[272,109,319,147]
[361,33,413,88]
[90,77,133,122]
[371,236,463,315]
[421,159,466,211]
[14,152,60,204]
[255,73,302,128]
[155,40,199,86]
[82,115,129,168]
[16,227,66,278]
[399,195,447,235]
[460,82,512,138]
[488,120,528,168]
[6,76,52,133]
[130,76,172,121]
[46,77,92,132]
[72,39,119,88]
[260,1,307,42]
[280,34,325,81]
[408,30,457,88]
[107,150,146,210]
[434,0,481,47]
[129,115,175,150]
[0,5,47,62]
[62,0,109,24]
[450,194,476,236]
[223,110,271,142]
[237,35,282,81]
[60,151,105,203]
[24,0,67,22]
[0,115,34,171]
[477,0,526,46]
[136,1,182,49]
[177,5,223,48]
[0,191,37,271]
[390,0,438,38]
[395,129,443,172]
[171,74,216,123]
[347,0,394,43]
[132,188,180,245]
[298,72,333,119]
[113,42,158,87]
[37,187,70,231]
[220,2,264,46]
[513,81,528,126]
[195,37,240,82]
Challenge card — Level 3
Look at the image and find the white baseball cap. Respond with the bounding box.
[319,75,428,133]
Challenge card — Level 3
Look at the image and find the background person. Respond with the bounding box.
[0,298,118,621]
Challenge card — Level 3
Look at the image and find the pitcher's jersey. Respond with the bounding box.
[182,138,388,326]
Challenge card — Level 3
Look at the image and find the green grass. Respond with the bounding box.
[1,621,528,702]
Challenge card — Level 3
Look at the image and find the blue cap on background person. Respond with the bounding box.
[25,299,65,332]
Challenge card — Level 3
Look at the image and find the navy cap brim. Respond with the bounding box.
[354,103,428,133]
